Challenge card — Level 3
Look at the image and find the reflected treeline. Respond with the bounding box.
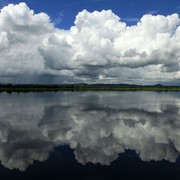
[0,91,180,171]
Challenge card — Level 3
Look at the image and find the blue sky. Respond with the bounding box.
[1,0,180,29]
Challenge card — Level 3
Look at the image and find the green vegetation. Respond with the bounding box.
[0,84,180,92]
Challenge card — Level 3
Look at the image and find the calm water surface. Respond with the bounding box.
[0,91,180,179]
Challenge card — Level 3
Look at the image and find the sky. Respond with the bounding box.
[0,0,180,84]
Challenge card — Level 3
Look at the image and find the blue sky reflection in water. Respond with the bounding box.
[0,1,180,84]
[0,92,180,179]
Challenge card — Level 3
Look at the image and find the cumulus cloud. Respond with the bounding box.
[0,91,180,170]
[0,3,55,77]
[0,2,180,84]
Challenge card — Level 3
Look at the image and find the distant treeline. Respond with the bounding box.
[0,84,180,92]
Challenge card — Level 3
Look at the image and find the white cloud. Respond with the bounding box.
[0,2,180,84]
[0,3,55,77]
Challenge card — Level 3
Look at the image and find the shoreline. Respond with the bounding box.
[0,85,180,92]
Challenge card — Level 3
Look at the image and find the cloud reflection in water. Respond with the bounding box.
[0,91,180,171]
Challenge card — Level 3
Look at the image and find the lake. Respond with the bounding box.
[0,91,180,179]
